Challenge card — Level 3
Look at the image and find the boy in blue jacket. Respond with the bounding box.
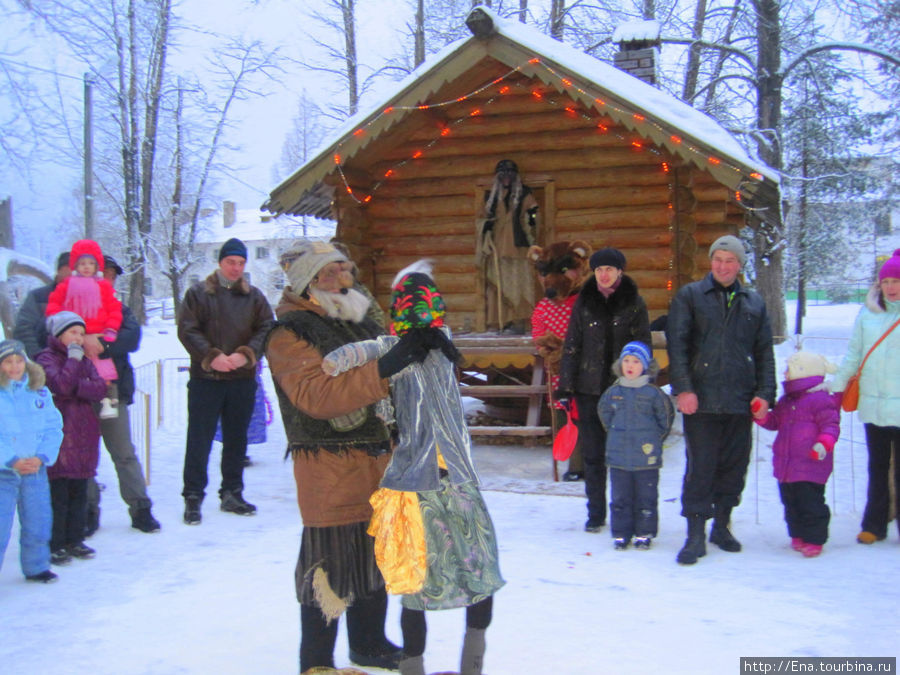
[0,340,64,583]
[598,341,674,550]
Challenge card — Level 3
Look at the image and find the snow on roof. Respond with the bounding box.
[612,20,661,44]
[0,247,53,282]
[483,7,777,182]
[194,208,326,244]
[277,7,776,193]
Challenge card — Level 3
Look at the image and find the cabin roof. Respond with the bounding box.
[263,6,778,220]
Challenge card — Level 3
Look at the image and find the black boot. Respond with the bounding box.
[676,515,707,565]
[709,504,742,552]
[184,495,203,525]
[347,587,402,670]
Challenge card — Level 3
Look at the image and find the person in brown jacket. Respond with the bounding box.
[177,237,274,524]
[266,241,428,674]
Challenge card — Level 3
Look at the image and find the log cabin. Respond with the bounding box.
[262,7,780,437]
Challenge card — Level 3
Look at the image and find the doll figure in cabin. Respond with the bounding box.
[755,351,842,557]
[476,159,539,334]
[322,261,505,675]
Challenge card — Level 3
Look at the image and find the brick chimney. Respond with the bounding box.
[223,200,236,228]
[612,20,661,86]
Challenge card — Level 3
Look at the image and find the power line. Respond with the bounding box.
[0,56,83,82]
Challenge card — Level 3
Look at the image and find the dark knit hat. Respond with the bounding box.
[219,237,248,261]
[709,235,746,266]
[878,249,900,282]
[620,341,651,370]
[495,158,518,174]
[56,252,71,270]
[0,339,28,364]
[103,255,124,276]
[46,311,86,338]
[589,247,626,271]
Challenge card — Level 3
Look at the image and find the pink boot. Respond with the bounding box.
[790,537,804,551]
[800,543,823,558]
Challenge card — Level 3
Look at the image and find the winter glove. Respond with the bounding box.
[419,327,462,365]
[808,434,835,461]
[809,443,827,461]
[377,332,429,379]
[67,342,85,361]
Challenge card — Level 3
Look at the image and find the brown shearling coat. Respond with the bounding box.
[266,290,391,527]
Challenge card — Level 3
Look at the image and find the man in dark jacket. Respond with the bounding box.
[177,237,273,524]
[14,252,160,534]
[666,235,776,565]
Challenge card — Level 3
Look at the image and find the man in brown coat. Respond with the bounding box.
[266,240,427,674]
[177,237,273,524]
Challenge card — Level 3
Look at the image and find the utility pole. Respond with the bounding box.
[84,73,95,239]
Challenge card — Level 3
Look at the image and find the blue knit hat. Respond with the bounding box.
[620,341,651,370]
[219,237,248,261]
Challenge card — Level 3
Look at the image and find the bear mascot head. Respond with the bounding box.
[527,240,592,369]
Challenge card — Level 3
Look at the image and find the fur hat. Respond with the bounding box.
[219,237,247,262]
[786,351,837,381]
[0,339,28,364]
[590,247,626,271]
[279,241,347,293]
[46,311,86,338]
[878,249,900,282]
[619,341,652,371]
[709,235,746,266]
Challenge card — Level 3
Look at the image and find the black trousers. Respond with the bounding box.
[861,424,900,539]
[609,468,660,539]
[400,596,494,658]
[50,477,88,551]
[182,377,256,499]
[574,393,607,523]
[681,413,752,518]
[299,586,391,671]
[779,481,830,545]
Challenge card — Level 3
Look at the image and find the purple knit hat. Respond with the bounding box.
[879,249,900,281]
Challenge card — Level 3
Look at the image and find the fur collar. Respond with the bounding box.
[0,361,46,390]
[578,273,640,311]
[203,271,250,295]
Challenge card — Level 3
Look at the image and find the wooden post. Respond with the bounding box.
[0,197,12,249]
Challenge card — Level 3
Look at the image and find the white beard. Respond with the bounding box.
[309,286,371,323]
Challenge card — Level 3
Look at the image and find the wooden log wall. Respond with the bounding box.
[336,73,744,332]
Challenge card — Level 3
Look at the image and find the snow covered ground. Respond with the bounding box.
[1,301,898,674]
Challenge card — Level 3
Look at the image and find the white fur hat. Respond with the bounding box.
[786,351,837,380]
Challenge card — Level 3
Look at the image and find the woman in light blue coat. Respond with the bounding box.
[831,250,900,544]
[0,340,64,582]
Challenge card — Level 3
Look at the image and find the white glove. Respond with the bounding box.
[67,342,85,361]
[810,442,827,461]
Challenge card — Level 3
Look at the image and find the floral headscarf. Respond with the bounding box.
[390,272,446,336]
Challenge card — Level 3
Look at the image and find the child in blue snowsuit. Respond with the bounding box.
[0,339,64,583]
[598,341,674,550]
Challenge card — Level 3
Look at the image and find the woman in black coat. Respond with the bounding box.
[557,248,651,531]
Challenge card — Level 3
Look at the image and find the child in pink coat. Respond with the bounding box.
[755,351,842,557]
[46,239,122,416]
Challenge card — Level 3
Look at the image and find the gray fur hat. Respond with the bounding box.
[279,241,347,293]
[709,235,747,266]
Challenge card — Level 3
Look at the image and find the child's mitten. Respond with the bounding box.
[808,434,835,461]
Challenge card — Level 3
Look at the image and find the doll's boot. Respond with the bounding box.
[99,397,119,419]
[460,628,486,675]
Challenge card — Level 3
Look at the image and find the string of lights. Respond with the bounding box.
[329,56,765,211]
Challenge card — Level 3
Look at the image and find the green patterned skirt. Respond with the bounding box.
[401,477,505,611]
